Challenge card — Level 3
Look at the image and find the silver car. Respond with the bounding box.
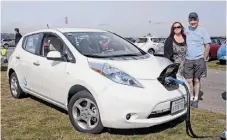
[1,38,15,49]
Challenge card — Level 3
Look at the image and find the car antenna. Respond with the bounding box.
[47,24,49,29]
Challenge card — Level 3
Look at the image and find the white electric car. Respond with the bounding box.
[7,28,187,134]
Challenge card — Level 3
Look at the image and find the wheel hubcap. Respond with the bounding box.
[148,50,154,54]
[72,98,99,130]
[10,76,18,96]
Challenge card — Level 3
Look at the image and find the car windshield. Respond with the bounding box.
[64,32,146,58]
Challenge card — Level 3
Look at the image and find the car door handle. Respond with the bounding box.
[33,61,40,66]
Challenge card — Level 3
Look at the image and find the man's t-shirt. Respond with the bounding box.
[184,26,211,60]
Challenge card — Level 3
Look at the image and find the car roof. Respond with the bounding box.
[24,28,107,36]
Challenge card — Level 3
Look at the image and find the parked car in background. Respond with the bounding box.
[217,42,226,64]
[134,36,160,55]
[1,38,15,49]
[150,37,166,56]
[125,37,136,43]
[208,36,225,61]
[7,28,187,134]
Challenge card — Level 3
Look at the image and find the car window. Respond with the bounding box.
[24,34,42,54]
[63,47,74,62]
[40,33,75,62]
[136,38,147,43]
[219,38,226,44]
[211,38,219,44]
[151,38,160,43]
[41,34,64,57]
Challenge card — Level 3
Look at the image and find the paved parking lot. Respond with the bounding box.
[6,47,15,59]
[199,69,226,113]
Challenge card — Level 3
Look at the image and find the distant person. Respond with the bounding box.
[14,28,22,46]
[164,22,186,76]
[184,12,211,107]
[1,45,8,64]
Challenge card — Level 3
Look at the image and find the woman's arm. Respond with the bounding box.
[164,37,174,62]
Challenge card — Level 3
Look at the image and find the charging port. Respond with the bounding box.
[157,63,180,91]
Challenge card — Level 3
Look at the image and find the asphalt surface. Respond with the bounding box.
[3,47,15,59]
[199,69,226,114]
[2,47,227,114]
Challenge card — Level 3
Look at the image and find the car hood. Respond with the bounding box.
[87,55,173,80]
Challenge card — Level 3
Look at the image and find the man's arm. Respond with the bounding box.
[204,43,210,61]
[202,28,211,61]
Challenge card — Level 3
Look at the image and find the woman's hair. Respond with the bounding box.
[169,22,185,38]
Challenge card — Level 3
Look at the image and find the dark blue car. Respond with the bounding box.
[217,43,226,64]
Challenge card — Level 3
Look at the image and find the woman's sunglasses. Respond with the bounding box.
[173,26,181,29]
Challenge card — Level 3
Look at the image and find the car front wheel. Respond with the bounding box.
[148,48,155,54]
[68,90,104,134]
[9,72,26,99]
[3,44,9,49]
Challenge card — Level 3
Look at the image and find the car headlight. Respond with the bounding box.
[89,62,143,88]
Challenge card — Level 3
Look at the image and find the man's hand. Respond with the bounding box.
[204,43,210,61]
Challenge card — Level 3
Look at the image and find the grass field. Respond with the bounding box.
[207,60,226,71]
[1,71,226,140]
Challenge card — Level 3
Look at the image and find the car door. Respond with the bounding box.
[16,33,44,93]
[35,33,75,105]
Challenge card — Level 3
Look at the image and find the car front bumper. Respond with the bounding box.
[97,79,187,129]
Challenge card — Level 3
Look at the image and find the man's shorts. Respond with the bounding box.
[183,58,207,79]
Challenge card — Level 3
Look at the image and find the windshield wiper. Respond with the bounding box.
[83,54,110,58]
[110,54,142,57]
[84,54,143,58]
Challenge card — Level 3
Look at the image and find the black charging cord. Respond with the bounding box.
[166,77,224,139]
[183,82,223,139]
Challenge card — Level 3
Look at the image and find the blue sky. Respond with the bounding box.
[1,1,226,37]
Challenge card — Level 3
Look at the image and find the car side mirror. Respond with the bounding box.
[47,51,63,61]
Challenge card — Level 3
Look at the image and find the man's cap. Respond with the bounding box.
[188,12,198,19]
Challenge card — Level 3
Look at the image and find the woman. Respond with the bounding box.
[164,22,187,76]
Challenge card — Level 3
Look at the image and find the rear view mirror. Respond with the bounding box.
[47,51,62,61]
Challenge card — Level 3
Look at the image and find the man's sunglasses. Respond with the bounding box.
[173,26,181,29]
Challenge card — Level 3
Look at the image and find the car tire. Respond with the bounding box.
[9,72,27,99]
[220,60,226,64]
[68,90,104,134]
[3,44,9,49]
[148,48,155,54]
